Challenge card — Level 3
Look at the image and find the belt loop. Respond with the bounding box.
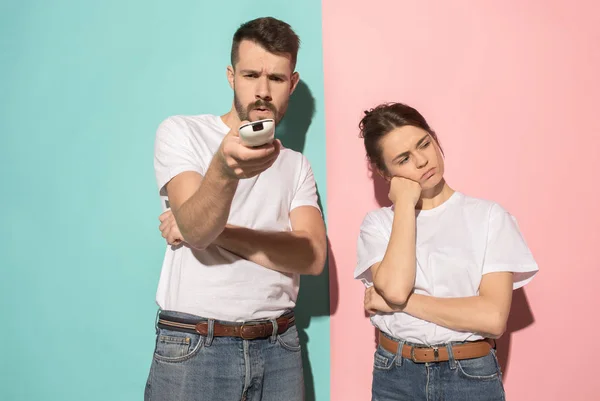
[205,319,215,346]
[269,318,278,343]
[446,342,457,370]
[395,339,406,366]
[154,308,161,334]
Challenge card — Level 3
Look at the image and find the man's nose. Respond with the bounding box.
[255,76,272,101]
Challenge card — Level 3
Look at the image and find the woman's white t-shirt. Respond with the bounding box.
[355,191,538,345]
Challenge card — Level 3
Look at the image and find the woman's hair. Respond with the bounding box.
[358,102,443,172]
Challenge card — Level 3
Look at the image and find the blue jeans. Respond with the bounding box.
[372,335,505,401]
[144,310,304,401]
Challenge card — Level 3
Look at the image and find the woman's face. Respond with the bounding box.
[378,125,445,191]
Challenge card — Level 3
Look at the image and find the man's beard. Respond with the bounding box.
[234,91,283,123]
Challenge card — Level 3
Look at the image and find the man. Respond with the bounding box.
[144,17,327,401]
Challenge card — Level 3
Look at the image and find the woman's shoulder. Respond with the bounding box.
[456,192,509,218]
[360,206,395,229]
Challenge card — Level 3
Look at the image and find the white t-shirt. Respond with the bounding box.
[153,114,321,322]
[355,191,538,345]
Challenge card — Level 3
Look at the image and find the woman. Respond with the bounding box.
[354,102,538,401]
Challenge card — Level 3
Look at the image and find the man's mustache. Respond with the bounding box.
[249,100,276,113]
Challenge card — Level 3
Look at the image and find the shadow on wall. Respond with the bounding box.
[370,164,390,208]
[278,79,314,154]
[495,287,534,381]
[278,79,338,401]
[369,166,535,382]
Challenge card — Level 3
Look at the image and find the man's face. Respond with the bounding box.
[228,40,299,125]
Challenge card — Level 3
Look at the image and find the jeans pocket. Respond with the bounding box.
[373,345,396,371]
[153,328,204,363]
[277,325,302,352]
[456,351,501,380]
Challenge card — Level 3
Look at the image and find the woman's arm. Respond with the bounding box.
[370,203,417,305]
[365,272,513,338]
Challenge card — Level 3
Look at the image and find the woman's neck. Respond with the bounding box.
[416,180,454,210]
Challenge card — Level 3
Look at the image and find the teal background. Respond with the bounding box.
[0,1,329,400]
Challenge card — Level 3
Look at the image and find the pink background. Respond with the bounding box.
[324,1,600,400]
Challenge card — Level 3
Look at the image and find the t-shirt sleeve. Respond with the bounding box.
[482,203,539,289]
[355,212,389,286]
[154,117,205,196]
[290,154,321,213]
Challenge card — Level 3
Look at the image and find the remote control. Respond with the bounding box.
[239,119,275,147]
[160,196,170,212]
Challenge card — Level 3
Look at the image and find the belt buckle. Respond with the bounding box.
[411,346,439,363]
[240,323,266,340]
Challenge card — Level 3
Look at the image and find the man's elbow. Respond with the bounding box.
[300,235,326,276]
[179,225,212,251]
[175,211,221,250]
[183,235,209,251]
[306,246,327,276]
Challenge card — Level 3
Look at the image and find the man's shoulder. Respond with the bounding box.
[276,145,312,169]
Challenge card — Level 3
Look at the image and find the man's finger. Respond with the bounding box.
[230,120,249,138]
[159,220,169,232]
[168,232,182,245]
[233,143,277,162]
[159,210,171,222]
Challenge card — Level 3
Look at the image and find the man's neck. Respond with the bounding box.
[220,108,241,130]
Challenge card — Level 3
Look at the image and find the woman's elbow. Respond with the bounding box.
[374,282,410,306]
[486,312,508,338]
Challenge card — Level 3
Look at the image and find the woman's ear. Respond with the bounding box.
[377,168,391,183]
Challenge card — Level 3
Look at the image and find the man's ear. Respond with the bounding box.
[226,66,235,90]
[290,71,300,95]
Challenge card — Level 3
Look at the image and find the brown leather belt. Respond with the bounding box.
[379,331,495,363]
[158,311,295,340]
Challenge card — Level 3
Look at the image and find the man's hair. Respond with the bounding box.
[231,17,300,70]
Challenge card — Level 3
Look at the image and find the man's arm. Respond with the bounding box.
[213,206,327,275]
[157,205,327,275]
[166,128,280,250]
[365,272,513,338]
[167,157,237,250]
